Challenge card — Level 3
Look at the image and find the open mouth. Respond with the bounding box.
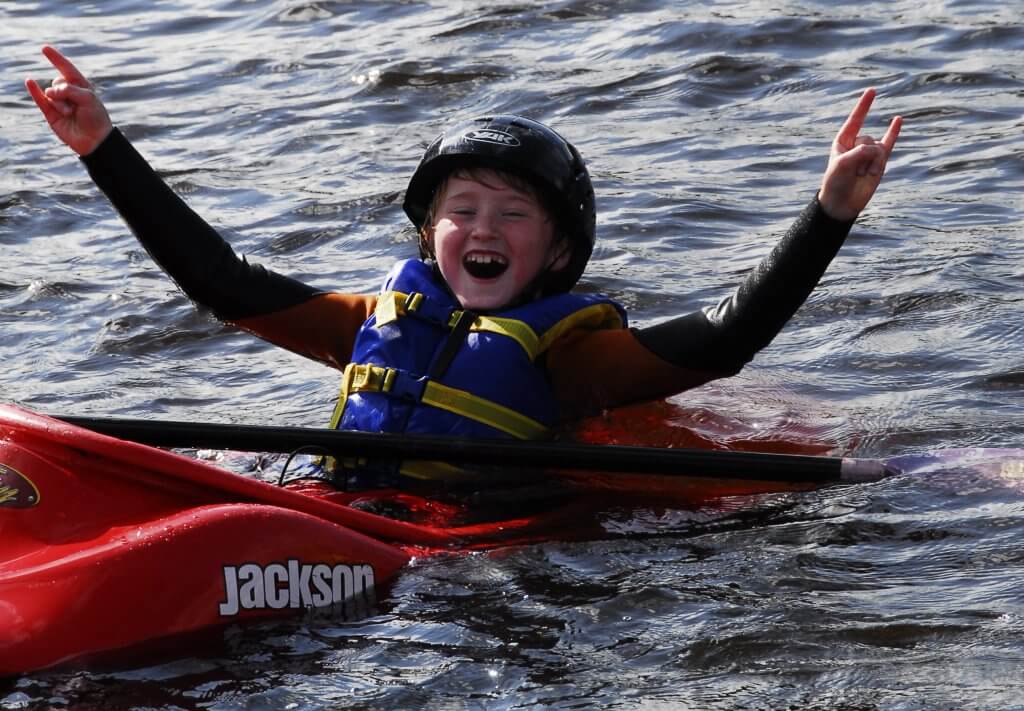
[463,253,508,280]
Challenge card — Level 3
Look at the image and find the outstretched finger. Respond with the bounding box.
[869,143,887,176]
[41,45,90,88]
[835,88,876,149]
[24,78,63,124]
[881,115,903,154]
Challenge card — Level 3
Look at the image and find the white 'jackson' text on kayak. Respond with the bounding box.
[218,560,375,616]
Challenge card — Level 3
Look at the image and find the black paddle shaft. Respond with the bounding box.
[55,415,889,483]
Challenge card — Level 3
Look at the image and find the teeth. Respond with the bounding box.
[464,253,508,265]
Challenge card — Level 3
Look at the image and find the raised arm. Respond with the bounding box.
[550,90,902,415]
[26,46,375,369]
[634,90,901,374]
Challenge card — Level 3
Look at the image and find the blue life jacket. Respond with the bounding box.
[328,259,626,479]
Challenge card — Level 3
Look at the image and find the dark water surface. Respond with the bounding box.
[3,0,1024,708]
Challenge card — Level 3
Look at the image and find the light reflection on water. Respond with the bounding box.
[2,0,1024,707]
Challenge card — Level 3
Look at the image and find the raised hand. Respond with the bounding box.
[818,88,902,222]
[25,45,113,157]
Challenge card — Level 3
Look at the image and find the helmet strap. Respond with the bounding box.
[502,236,573,307]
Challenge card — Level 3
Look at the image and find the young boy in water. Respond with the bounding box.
[27,46,900,486]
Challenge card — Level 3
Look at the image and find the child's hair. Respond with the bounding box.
[403,115,595,295]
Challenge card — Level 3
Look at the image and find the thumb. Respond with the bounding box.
[45,82,96,107]
[834,143,884,177]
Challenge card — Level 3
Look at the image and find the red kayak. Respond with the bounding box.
[0,403,829,676]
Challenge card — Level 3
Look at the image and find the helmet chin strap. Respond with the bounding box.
[515,238,572,304]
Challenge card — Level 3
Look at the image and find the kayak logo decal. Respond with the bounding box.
[0,463,40,509]
[218,559,375,617]
[466,129,520,147]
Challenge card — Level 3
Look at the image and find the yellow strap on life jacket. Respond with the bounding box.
[337,363,547,440]
[328,362,357,430]
[420,379,548,439]
[374,292,624,361]
[471,303,625,360]
[374,291,426,326]
[468,316,541,359]
[537,302,625,353]
[327,364,467,477]
[324,365,359,472]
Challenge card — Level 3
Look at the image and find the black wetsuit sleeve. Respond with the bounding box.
[80,128,321,321]
[633,198,855,374]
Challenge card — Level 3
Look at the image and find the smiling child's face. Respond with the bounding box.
[426,170,568,311]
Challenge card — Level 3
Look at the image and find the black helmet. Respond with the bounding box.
[403,115,595,294]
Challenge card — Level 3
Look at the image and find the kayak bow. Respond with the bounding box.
[0,405,451,675]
